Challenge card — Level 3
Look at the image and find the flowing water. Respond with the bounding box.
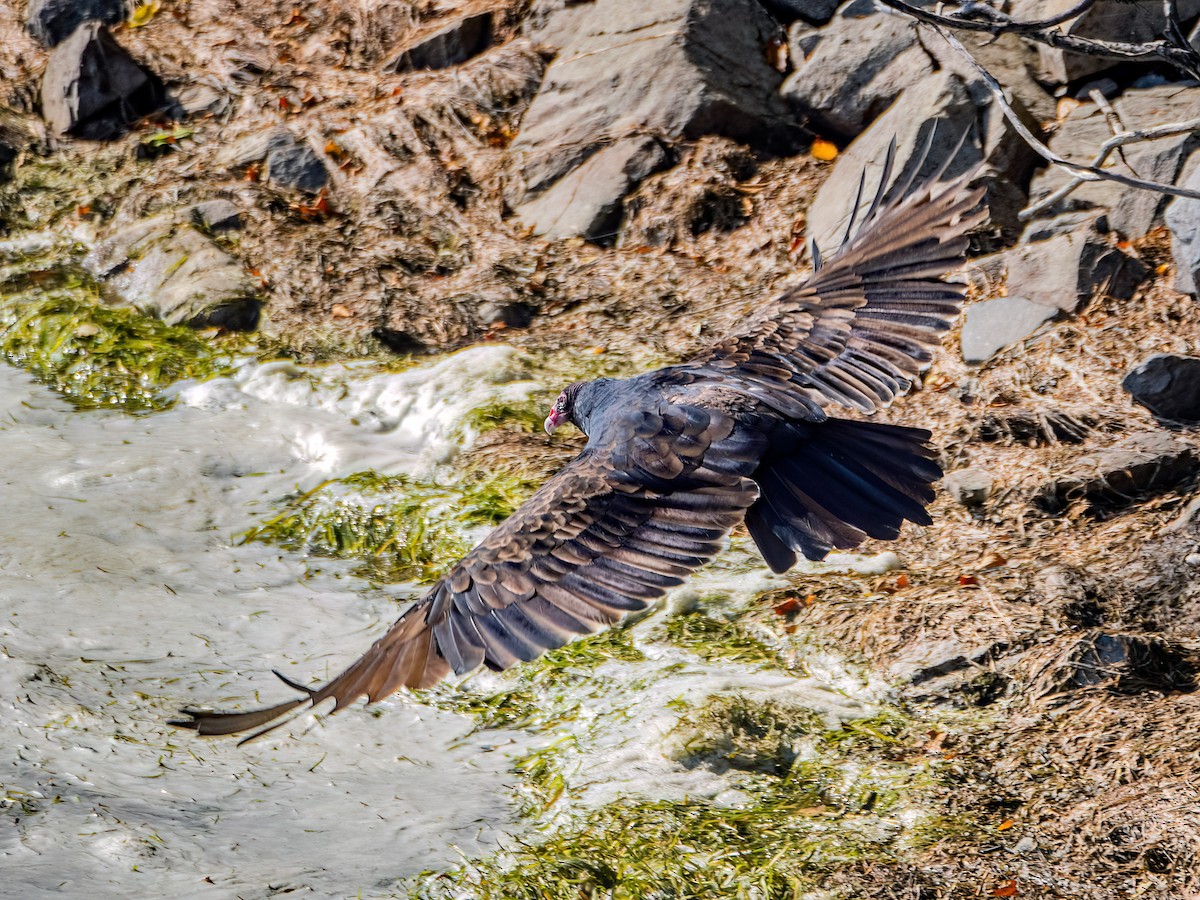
[0,349,542,898]
[0,338,909,898]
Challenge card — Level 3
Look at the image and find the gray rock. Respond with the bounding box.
[787,19,821,59]
[40,22,166,140]
[1165,150,1200,295]
[1025,85,1200,240]
[781,4,929,139]
[961,295,1058,364]
[523,0,593,50]
[512,0,797,205]
[922,30,1057,125]
[214,127,330,194]
[386,11,491,72]
[1006,0,1200,84]
[1123,354,1200,423]
[515,136,669,242]
[25,0,126,47]
[189,199,242,232]
[1005,225,1148,315]
[83,213,261,329]
[806,70,981,253]
[943,467,995,507]
[1034,432,1200,515]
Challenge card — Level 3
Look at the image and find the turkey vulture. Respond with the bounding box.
[174,145,986,741]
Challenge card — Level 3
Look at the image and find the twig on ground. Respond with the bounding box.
[877,0,1200,80]
[927,26,1200,204]
[1021,113,1200,220]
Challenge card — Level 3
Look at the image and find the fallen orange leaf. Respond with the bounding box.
[811,138,838,161]
[997,818,1014,832]
[992,879,1019,897]
[773,597,801,616]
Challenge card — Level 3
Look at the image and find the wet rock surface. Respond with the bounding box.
[83,211,261,328]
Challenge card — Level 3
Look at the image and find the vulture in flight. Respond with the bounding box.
[175,145,986,741]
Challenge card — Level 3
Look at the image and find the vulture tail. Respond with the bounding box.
[745,418,942,573]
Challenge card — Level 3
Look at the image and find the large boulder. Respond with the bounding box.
[780,3,932,139]
[83,212,262,329]
[805,71,982,254]
[1007,0,1200,84]
[25,0,127,47]
[1024,85,1200,241]
[514,136,668,243]
[40,23,166,140]
[511,0,799,240]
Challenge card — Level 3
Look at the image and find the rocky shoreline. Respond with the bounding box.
[3,1,1200,898]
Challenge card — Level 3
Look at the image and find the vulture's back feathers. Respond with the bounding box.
[174,151,987,741]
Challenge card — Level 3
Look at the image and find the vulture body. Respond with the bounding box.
[175,152,987,741]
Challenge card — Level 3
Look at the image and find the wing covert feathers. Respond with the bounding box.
[174,405,761,740]
[688,171,987,416]
[176,152,984,742]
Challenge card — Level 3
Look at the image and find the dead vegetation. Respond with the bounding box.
[3,3,1200,898]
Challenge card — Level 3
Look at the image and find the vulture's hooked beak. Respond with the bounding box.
[544,409,564,435]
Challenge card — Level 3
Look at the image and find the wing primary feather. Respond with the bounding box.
[863,136,897,224]
[840,167,868,250]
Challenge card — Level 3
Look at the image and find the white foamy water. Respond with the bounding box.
[0,349,537,899]
[0,345,904,899]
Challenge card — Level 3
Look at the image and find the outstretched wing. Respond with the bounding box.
[174,403,763,740]
[686,167,987,416]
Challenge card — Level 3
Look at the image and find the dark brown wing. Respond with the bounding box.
[174,403,763,740]
[686,174,987,416]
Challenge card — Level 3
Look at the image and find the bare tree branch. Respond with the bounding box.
[1021,114,1200,219]
[877,0,1200,80]
[930,26,1200,204]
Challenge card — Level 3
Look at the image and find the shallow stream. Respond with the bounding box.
[0,325,922,898]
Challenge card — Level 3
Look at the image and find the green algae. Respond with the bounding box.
[409,686,961,900]
[241,469,537,583]
[423,628,644,733]
[665,611,786,669]
[0,283,231,412]
[411,787,891,900]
